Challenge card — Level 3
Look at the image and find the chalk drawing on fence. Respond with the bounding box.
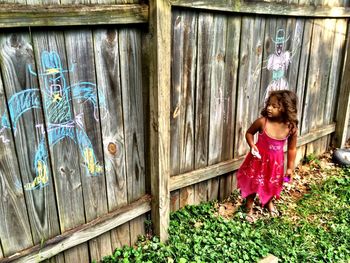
[0,51,108,191]
[264,29,291,99]
[252,27,302,100]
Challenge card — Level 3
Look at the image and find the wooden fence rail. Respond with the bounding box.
[0,4,148,28]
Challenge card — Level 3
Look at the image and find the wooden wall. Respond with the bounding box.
[170,8,348,211]
[0,3,146,262]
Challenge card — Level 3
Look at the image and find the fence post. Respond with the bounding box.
[149,0,171,241]
[334,21,350,148]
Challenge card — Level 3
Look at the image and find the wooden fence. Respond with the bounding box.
[0,0,350,262]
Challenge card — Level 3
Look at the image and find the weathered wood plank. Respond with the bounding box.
[325,19,347,124]
[170,123,335,191]
[218,15,240,200]
[296,19,313,135]
[170,9,182,211]
[334,22,350,147]
[31,31,89,263]
[0,4,148,28]
[149,0,171,241]
[170,0,350,17]
[285,18,303,94]
[316,19,336,128]
[207,14,227,201]
[300,20,316,135]
[302,19,334,133]
[0,32,61,247]
[119,28,146,244]
[64,28,112,261]
[193,12,214,204]
[171,9,197,208]
[93,28,131,249]
[2,195,151,263]
[0,69,33,256]
[259,18,279,105]
[235,16,265,157]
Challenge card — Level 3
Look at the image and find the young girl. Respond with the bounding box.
[237,90,298,222]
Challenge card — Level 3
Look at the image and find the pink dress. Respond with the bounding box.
[237,126,288,206]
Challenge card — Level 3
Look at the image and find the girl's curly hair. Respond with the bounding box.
[261,90,299,132]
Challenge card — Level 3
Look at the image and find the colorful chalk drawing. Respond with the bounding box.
[252,27,302,101]
[0,51,108,190]
[264,29,291,100]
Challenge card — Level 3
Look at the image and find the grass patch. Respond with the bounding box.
[100,163,350,263]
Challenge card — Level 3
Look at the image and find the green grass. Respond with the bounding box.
[100,168,350,263]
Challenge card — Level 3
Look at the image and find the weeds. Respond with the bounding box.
[100,160,350,263]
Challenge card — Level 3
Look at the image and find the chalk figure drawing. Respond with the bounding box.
[264,29,291,99]
[0,51,107,191]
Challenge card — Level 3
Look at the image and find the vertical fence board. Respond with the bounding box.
[325,19,347,124]
[0,32,61,246]
[207,15,227,201]
[32,31,89,263]
[93,28,131,249]
[297,20,314,135]
[194,12,213,204]
[259,18,278,105]
[0,74,33,256]
[219,16,240,200]
[170,9,183,210]
[119,28,146,244]
[316,19,336,128]
[235,16,265,157]
[286,18,303,93]
[302,19,321,134]
[170,10,197,208]
[64,29,112,261]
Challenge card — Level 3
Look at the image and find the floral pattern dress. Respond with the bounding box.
[237,128,288,206]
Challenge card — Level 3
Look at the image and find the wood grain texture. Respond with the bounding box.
[334,22,350,147]
[170,9,197,208]
[285,19,303,94]
[93,28,131,249]
[2,195,151,263]
[31,31,89,263]
[64,28,112,261]
[235,16,265,157]
[170,0,350,16]
[207,14,227,201]
[0,69,33,256]
[0,4,148,28]
[119,28,146,244]
[325,19,347,124]
[170,9,181,210]
[149,0,171,241]
[194,12,214,204]
[0,32,61,246]
[296,19,313,135]
[315,19,336,128]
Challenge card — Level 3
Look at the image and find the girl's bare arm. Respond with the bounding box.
[286,129,297,179]
[245,117,264,149]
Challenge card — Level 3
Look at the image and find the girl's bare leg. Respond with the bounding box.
[246,194,256,215]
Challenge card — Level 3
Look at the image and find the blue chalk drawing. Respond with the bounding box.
[0,51,108,190]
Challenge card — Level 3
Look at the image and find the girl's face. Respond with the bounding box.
[266,96,284,118]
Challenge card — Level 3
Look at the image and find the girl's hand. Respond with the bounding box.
[284,168,293,183]
[250,145,261,159]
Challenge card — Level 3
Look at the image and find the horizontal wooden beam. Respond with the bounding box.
[170,123,335,191]
[2,195,151,263]
[0,4,148,28]
[170,0,350,18]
